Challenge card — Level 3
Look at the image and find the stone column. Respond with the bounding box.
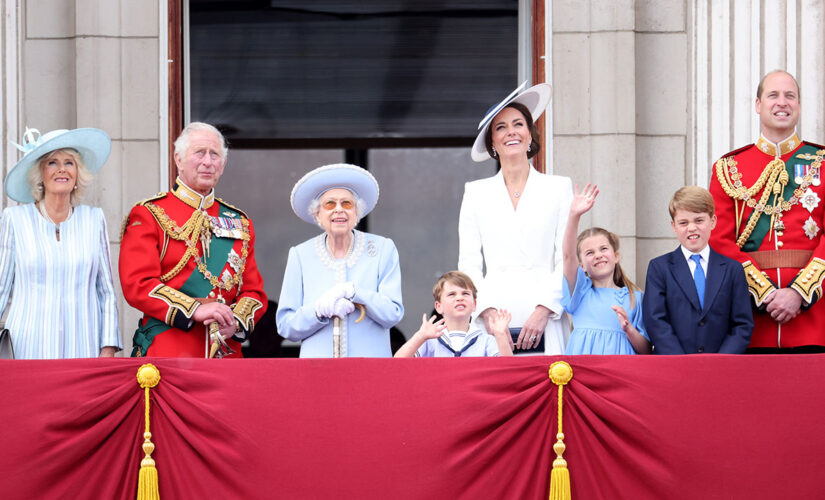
[635,0,689,283]
[20,0,163,353]
[552,0,639,276]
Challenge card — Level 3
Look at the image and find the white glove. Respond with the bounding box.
[329,281,355,300]
[314,282,355,319]
[332,298,355,318]
[315,295,335,319]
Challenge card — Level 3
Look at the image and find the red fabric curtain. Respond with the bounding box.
[1,355,823,499]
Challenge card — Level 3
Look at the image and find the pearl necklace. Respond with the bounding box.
[38,202,72,241]
[326,233,355,260]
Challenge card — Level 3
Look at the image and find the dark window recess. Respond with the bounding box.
[189,0,518,147]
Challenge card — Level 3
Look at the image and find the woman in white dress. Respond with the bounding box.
[0,128,120,358]
[458,83,573,355]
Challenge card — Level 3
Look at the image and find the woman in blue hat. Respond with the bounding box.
[459,83,573,355]
[0,127,121,358]
[277,163,404,357]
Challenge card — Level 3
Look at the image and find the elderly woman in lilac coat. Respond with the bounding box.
[277,163,404,357]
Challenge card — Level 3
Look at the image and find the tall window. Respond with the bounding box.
[189,0,518,146]
[186,0,518,343]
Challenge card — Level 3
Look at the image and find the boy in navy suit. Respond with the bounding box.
[643,186,753,354]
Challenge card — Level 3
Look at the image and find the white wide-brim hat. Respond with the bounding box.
[470,82,552,162]
[4,127,111,203]
[290,163,380,224]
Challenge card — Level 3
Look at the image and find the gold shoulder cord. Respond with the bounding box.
[142,202,250,291]
[143,202,210,282]
[716,158,744,235]
[715,153,823,248]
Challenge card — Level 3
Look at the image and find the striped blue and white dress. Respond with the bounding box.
[0,203,121,358]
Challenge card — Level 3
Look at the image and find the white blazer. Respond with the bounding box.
[458,167,573,354]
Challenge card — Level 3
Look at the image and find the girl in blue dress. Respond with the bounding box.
[561,184,651,355]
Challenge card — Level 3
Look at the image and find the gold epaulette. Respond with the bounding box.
[742,260,776,306]
[216,198,249,219]
[790,257,825,304]
[120,192,168,241]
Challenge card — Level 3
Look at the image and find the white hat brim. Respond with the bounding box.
[290,163,380,224]
[471,82,552,162]
[4,128,111,203]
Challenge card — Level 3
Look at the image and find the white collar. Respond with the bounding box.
[680,244,710,265]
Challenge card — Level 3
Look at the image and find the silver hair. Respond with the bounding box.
[308,189,366,228]
[173,122,229,161]
[27,148,93,206]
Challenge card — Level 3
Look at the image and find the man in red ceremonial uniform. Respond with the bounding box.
[709,70,825,353]
[120,122,267,357]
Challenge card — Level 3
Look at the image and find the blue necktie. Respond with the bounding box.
[690,254,705,308]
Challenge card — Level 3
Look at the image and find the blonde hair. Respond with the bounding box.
[432,270,477,302]
[576,227,639,309]
[668,186,715,219]
[27,148,93,206]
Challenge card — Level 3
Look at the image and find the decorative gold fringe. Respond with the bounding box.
[548,361,573,500]
[136,364,161,500]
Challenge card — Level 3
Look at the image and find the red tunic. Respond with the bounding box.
[709,136,825,348]
[119,182,267,357]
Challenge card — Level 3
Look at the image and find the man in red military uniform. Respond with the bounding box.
[120,122,267,357]
[709,70,825,352]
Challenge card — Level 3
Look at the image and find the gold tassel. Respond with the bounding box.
[548,361,573,500]
[136,364,161,500]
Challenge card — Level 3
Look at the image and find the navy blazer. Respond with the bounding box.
[643,246,753,354]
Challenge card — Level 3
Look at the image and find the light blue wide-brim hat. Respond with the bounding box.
[290,163,380,224]
[4,127,111,203]
[471,82,552,162]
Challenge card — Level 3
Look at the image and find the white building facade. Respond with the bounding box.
[2,0,823,351]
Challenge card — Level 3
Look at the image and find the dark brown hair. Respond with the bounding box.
[484,102,541,160]
[433,271,478,302]
[575,227,639,309]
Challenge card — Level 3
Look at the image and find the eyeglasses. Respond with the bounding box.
[321,199,355,210]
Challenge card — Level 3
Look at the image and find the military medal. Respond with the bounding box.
[800,188,821,213]
[814,167,821,186]
[210,215,245,239]
[773,216,785,232]
[795,164,805,185]
[228,248,242,273]
[804,216,820,239]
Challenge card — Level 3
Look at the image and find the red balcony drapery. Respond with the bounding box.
[1,355,823,499]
